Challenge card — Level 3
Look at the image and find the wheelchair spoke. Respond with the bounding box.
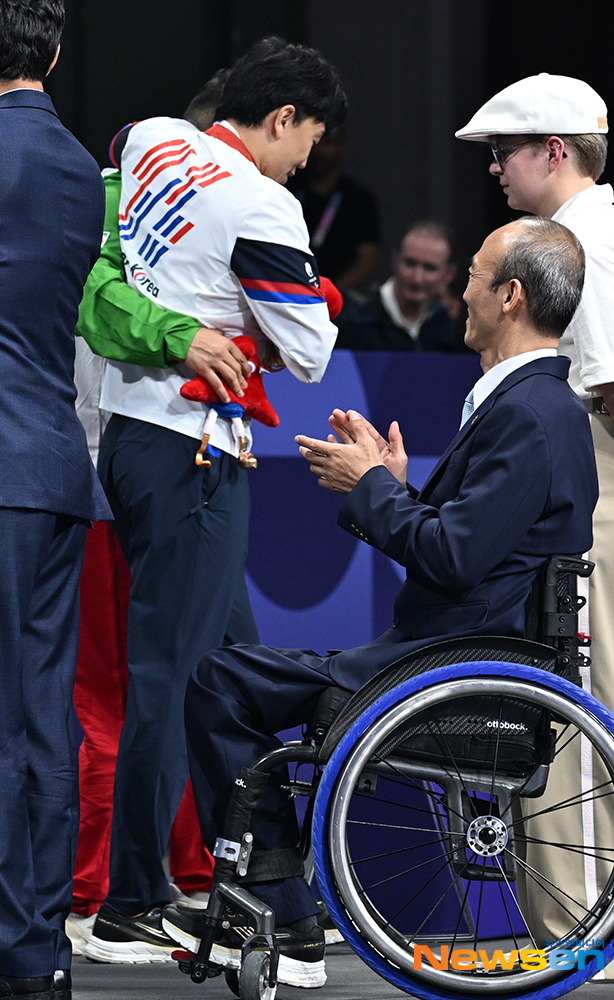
[486,697,506,807]
[515,833,614,866]
[353,840,463,895]
[509,849,596,929]
[347,830,461,863]
[493,856,535,950]
[366,757,470,827]
[467,854,488,950]
[350,782,462,825]
[518,780,614,825]
[380,853,478,940]
[421,721,485,820]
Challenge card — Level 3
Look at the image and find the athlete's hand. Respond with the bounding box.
[185,328,251,402]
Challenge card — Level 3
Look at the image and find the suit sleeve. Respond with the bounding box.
[76,170,201,366]
[230,196,338,383]
[338,400,552,596]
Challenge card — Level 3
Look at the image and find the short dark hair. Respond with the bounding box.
[183,67,230,131]
[216,36,347,133]
[0,0,64,81]
[490,217,585,337]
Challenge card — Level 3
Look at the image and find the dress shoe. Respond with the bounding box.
[53,970,71,1000]
[0,976,53,999]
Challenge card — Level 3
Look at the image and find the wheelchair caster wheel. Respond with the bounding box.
[239,951,276,1000]
[224,968,240,997]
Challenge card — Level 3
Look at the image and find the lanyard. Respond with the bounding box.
[311,190,343,249]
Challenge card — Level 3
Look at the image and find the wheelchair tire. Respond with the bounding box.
[312,660,614,1000]
[238,950,276,1000]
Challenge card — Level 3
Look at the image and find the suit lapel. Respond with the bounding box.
[417,356,569,496]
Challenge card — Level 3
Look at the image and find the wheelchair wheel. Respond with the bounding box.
[238,950,276,1000]
[312,661,614,1000]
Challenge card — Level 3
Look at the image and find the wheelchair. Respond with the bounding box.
[175,554,614,1000]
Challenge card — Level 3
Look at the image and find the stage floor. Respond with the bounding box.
[71,946,610,999]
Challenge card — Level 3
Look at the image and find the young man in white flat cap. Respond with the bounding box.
[456,73,613,973]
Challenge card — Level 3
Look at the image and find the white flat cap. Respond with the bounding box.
[455,73,608,141]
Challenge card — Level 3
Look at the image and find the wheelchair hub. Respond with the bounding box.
[466,814,508,857]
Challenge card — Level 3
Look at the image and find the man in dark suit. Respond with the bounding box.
[0,2,110,996]
[162,217,597,987]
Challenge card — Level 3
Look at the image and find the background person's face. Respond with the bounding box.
[393,231,455,309]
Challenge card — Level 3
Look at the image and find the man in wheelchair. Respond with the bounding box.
[162,216,598,990]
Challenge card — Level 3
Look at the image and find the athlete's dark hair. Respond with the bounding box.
[0,0,64,81]
[216,36,347,133]
[183,68,230,131]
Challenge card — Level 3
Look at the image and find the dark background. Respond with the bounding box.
[47,0,614,293]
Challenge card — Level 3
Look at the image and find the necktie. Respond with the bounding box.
[460,389,474,428]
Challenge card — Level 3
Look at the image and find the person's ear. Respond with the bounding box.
[46,43,60,76]
[270,104,296,139]
[502,277,524,312]
[545,135,567,171]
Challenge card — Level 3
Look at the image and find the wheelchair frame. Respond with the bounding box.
[175,555,614,1000]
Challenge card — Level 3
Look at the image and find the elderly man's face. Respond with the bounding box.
[463,229,505,355]
[393,231,456,309]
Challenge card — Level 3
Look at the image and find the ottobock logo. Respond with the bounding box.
[486,719,528,731]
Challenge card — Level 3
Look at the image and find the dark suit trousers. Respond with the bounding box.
[98,416,258,913]
[0,509,87,976]
[186,643,343,925]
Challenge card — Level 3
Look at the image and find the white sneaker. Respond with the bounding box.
[66,912,96,956]
[169,883,210,910]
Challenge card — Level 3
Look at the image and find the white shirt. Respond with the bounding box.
[379,277,434,340]
[100,119,337,454]
[471,348,558,412]
[553,184,614,398]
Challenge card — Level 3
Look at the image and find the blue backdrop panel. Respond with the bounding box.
[246,349,480,650]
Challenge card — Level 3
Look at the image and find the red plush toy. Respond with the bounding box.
[180,277,343,468]
[319,275,343,320]
[180,334,279,468]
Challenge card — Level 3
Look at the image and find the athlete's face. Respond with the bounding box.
[269,116,325,185]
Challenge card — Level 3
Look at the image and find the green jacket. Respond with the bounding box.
[76,170,200,366]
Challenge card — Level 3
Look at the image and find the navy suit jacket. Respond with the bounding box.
[0,89,110,521]
[329,356,598,689]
